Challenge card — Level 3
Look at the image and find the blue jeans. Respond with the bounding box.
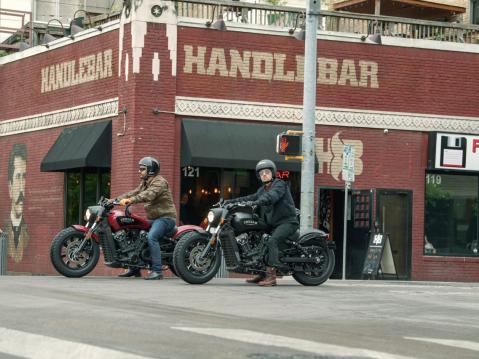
[148,217,176,272]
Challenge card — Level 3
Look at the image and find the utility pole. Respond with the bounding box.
[300,0,321,234]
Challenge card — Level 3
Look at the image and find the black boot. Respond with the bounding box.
[118,268,141,278]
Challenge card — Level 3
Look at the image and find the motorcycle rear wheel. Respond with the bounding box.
[173,232,222,284]
[50,227,100,278]
[292,246,335,286]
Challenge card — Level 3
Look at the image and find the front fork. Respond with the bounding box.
[72,222,98,256]
[198,232,219,261]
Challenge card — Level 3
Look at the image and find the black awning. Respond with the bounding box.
[40,120,112,172]
[181,119,306,171]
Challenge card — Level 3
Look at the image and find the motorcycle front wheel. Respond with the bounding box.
[292,242,335,286]
[173,231,222,284]
[50,227,100,278]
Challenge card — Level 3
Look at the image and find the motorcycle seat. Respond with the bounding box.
[166,226,177,237]
[289,229,300,242]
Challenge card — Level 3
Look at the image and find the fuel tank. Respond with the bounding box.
[231,212,267,235]
[108,210,151,232]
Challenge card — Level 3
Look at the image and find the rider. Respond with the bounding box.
[115,157,177,280]
[224,159,299,286]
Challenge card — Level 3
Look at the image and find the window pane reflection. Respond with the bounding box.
[425,173,478,256]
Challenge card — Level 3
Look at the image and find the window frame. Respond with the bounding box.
[472,0,479,24]
[63,168,111,226]
[424,171,479,257]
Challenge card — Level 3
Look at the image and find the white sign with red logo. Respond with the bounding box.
[435,133,479,171]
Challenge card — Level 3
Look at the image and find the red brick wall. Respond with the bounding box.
[0,30,119,121]
[0,128,64,274]
[113,22,180,215]
[177,27,479,118]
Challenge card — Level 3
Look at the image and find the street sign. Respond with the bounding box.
[342,145,355,183]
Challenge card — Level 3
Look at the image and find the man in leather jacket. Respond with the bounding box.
[115,156,177,280]
[225,159,299,286]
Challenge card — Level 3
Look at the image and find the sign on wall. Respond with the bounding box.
[40,49,113,93]
[430,133,479,171]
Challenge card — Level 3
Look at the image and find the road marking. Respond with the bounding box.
[0,327,154,359]
[172,327,414,359]
[405,337,479,352]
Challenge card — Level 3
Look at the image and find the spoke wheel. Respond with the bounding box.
[292,241,335,286]
[50,227,100,278]
[173,232,222,284]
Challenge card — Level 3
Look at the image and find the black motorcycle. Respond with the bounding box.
[172,202,335,286]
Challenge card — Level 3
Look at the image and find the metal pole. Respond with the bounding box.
[0,231,7,275]
[342,182,350,280]
[300,0,321,234]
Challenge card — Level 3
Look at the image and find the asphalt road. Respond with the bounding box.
[0,276,478,359]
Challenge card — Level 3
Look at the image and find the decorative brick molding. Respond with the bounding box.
[0,98,119,137]
[175,96,479,134]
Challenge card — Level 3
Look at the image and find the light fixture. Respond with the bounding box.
[288,12,306,41]
[17,30,30,51]
[206,6,226,31]
[18,41,30,51]
[69,9,92,39]
[42,19,65,47]
[360,20,382,45]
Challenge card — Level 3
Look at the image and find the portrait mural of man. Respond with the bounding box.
[4,143,29,263]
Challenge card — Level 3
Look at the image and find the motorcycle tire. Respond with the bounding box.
[173,231,222,284]
[50,227,100,278]
[292,247,335,286]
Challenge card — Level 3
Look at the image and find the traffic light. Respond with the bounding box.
[276,133,302,156]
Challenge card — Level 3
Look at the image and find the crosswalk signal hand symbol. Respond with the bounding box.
[276,133,301,156]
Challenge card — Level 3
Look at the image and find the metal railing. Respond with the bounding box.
[321,10,479,44]
[0,8,33,50]
[174,0,479,44]
[5,0,479,49]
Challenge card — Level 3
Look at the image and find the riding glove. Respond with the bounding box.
[120,198,132,206]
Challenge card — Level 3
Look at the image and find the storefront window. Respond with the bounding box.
[65,169,111,226]
[473,0,479,24]
[425,173,478,256]
[180,166,300,225]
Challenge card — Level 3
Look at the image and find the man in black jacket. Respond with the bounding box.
[225,159,299,286]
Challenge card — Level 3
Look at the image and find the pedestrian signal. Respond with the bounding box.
[276,133,301,156]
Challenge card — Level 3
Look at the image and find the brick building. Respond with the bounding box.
[1,0,479,280]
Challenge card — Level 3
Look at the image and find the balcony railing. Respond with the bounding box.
[174,0,479,44]
[8,0,479,50]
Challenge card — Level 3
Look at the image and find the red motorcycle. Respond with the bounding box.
[50,198,204,277]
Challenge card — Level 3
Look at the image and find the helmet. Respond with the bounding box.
[255,159,276,179]
[138,156,160,176]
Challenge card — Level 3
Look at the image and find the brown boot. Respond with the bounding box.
[245,273,266,284]
[258,267,277,287]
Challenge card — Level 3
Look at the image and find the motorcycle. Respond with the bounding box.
[50,198,204,278]
[172,202,336,286]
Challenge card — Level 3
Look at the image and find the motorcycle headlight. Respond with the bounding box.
[84,206,102,223]
[84,209,92,221]
[207,211,215,223]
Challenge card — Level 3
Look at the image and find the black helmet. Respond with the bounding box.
[255,159,276,179]
[139,156,160,176]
